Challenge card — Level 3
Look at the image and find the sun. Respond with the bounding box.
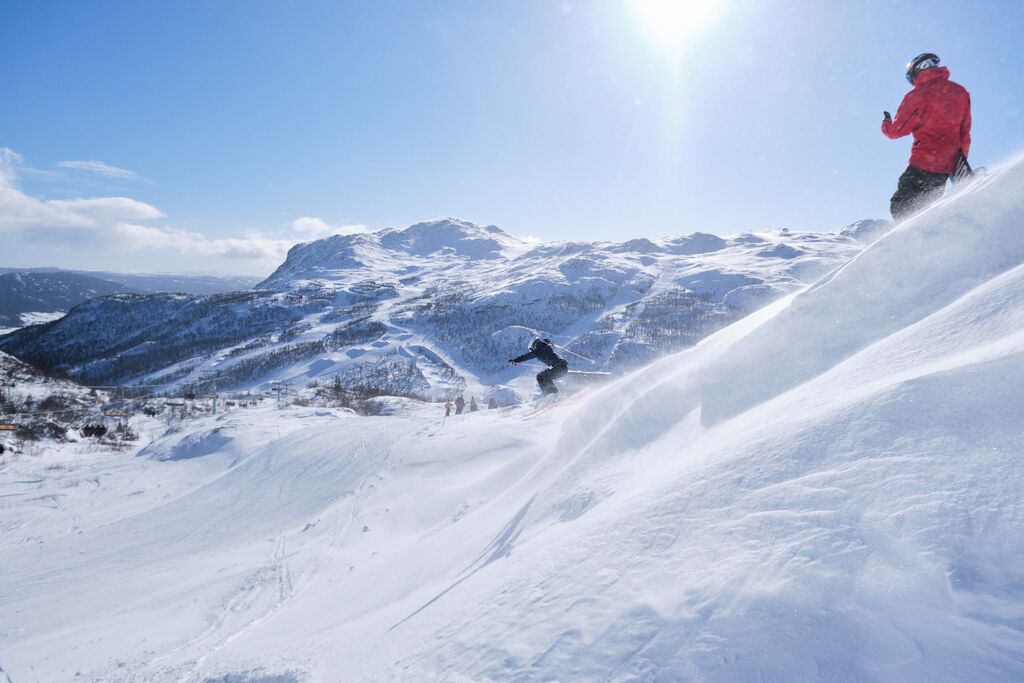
[628,0,726,50]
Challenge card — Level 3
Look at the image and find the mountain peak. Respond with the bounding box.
[379,217,516,260]
[259,218,523,290]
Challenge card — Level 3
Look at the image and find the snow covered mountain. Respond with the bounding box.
[0,270,133,329]
[0,218,870,399]
[1,156,1021,681]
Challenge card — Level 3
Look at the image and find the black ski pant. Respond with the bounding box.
[890,165,949,220]
[537,361,568,395]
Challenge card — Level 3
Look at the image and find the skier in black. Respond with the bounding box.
[509,338,568,395]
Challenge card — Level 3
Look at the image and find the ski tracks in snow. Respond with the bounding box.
[138,428,403,680]
[387,496,536,633]
[139,527,300,681]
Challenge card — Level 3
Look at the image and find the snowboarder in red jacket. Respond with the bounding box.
[882,53,971,220]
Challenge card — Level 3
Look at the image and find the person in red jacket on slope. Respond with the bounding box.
[882,53,972,220]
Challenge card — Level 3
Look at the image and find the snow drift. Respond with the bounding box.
[3,157,1024,681]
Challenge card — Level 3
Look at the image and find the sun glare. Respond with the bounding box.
[629,0,725,50]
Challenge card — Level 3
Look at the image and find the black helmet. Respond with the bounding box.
[906,52,940,85]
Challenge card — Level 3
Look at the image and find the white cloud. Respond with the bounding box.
[51,197,166,222]
[0,175,165,235]
[111,223,292,260]
[0,147,24,185]
[290,216,368,241]
[0,147,297,266]
[56,159,142,180]
[0,149,388,271]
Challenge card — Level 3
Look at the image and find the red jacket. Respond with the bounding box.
[881,66,971,175]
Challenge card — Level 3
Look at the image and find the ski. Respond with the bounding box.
[520,388,590,420]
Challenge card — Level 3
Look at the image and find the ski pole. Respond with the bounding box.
[553,343,595,364]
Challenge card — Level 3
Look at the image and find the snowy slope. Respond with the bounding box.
[395,161,1024,681]
[1,218,867,401]
[3,161,1023,681]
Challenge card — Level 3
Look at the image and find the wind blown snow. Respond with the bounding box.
[2,157,1024,681]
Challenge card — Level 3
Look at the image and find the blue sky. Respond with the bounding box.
[2,0,1023,275]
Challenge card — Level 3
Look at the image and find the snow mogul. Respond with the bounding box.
[881,52,972,220]
[509,338,568,395]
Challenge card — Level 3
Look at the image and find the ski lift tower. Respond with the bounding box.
[104,410,130,431]
[270,381,291,409]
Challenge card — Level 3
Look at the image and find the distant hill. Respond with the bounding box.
[0,269,262,329]
[0,271,134,327]
[86,271,262,295]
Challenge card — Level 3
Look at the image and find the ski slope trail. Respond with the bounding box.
[2,157,1024,681]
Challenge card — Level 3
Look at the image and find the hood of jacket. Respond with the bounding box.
[914,65,950,88]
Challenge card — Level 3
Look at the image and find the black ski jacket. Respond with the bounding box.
[511,339,566,367]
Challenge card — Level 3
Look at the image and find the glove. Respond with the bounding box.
[883,111,892,122]
[509,359,519,365]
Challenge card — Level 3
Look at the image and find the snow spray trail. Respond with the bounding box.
[696,163,1019,426]
[545,156,1024,484]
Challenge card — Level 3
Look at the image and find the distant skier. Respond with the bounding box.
[455,395,465,415]
[509,338,568,395]
[882,52,971,220]
[469,396,479,412]
[444,400,452,417]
